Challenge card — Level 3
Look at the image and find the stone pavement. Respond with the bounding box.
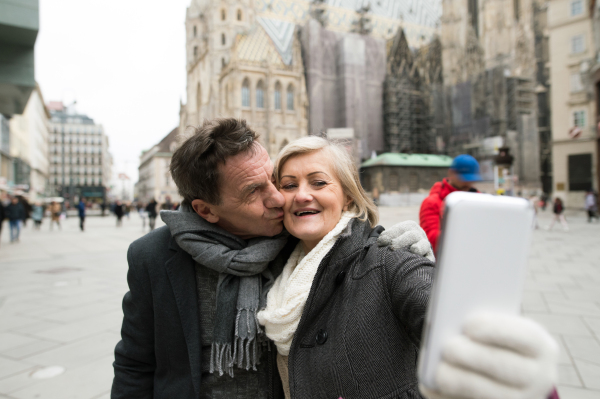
[0,208,598,399]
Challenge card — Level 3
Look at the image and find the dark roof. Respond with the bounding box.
[157,127,180,153]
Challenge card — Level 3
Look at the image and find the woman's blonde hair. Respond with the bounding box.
[274,136,379,227]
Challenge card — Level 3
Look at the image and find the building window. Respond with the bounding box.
[571,35,585,54]
[569,153,592,191]
[222,58,226,68]
[237,9,243,21]
[193,25,197,37]
[573,110,586,127]
[221,33,226,46]
[256,81,265,109]
[571,73,583,92]
[286,85,295,111]
[274,82,282,110]
[221,9,227,20]
[514,0,520,21]
[194,46,198,57]
[389,173,399,191]
[571,0,583,16]
[242,78,250,107]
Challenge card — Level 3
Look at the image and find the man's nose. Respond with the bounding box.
[265,183,285,209]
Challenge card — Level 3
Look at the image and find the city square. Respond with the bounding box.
[0,208,599,399]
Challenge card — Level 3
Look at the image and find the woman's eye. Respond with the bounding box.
[312,180,327,187]
[281,184,297,190]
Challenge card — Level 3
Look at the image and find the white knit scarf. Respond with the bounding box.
[257,212,355,356]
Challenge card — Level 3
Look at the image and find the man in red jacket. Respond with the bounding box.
[419,154,481,254]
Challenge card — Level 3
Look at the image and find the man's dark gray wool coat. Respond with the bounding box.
[111,225,295,399]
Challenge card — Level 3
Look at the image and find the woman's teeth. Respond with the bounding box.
[295,210,319,216]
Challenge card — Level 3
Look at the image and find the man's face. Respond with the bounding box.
[447,170,475,191]
[197,145,285,239]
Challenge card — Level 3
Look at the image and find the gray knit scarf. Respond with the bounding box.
[161,203,289,377]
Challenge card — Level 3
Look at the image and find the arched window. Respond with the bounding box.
[221,9,227,20]
[221,33,226,46]
[193,25,197,37]
[256,80,265,109]
[237,9,243,21]
[222,58,226,68]
[286,84,295,111]
[274,82,282,110]
[193,46,198,57]
[242,78,250,107]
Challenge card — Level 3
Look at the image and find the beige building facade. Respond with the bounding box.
[181,0,309,158]
[549,0,598,207]
[8,85,50,200]
[136,128,181,204]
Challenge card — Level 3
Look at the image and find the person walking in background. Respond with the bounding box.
[114,200,124,227]
[101,201,107,217]
[49,201,61,230]
[31,202,44,229]
[78,198,86,231]
[419,154,481,254]
[145,198,157,231]
[137,202,147,230]
[0,199,5,246]
[6,197,25,243]
[19,196,31,228]
[585,190,598,222]
[548,197,569,231]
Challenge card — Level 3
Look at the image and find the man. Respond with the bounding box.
[5,196,25,243]
[111,119,432,398]
[145,198,157,231]
[78,198,86,231]
[585,189,598,222]
[420,154,481,254]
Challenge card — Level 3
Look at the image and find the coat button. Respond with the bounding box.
[335,270,346,285]
[316,329,328,345]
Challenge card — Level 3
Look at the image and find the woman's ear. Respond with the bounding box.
[343,196,353,212]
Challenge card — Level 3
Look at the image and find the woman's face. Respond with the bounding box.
[279,150,351,252]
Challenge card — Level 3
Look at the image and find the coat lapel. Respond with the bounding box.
[165,238,201,397]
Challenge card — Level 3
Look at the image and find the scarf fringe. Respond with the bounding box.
[211,309,263,377]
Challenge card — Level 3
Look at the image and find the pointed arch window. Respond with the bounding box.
[274,82,282,110]
[221,9,227,21]
[242,79,250,107]
[221,33,226,46]
[286,84,295,111]
[193,26,197,37]
[237,9,243,21]
[256,80,265,109]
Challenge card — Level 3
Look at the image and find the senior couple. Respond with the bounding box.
[112,118,558,399]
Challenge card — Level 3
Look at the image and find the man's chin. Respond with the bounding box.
[265,221,284,237]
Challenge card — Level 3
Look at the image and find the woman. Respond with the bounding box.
[548,197,569,231]
[258,137,557,399]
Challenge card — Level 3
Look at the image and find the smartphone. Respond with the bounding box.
[417,191,535,390]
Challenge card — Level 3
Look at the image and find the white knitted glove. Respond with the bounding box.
[377,221,435,262]
[420,312,559,399]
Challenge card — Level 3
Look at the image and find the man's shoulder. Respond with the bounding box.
[128,226,176,261]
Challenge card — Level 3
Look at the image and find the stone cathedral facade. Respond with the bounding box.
[180,0,441,159]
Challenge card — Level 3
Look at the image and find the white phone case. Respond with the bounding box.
[417,191,535,389]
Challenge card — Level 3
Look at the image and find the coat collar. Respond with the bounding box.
[165,237,201,396]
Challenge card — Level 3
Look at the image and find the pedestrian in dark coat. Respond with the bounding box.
[5,197,25,242]
[78,198,86,231]
[145,198,158,231]
[114,201,124,227]
[0,201,5,246]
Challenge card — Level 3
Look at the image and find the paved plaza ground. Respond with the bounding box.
[0,207,599,399]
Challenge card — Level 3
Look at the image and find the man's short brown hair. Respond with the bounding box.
[170,118,259,205]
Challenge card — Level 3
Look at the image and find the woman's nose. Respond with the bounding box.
[295,185,313,202]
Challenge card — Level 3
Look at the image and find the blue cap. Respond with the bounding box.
[450,154,482,182]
